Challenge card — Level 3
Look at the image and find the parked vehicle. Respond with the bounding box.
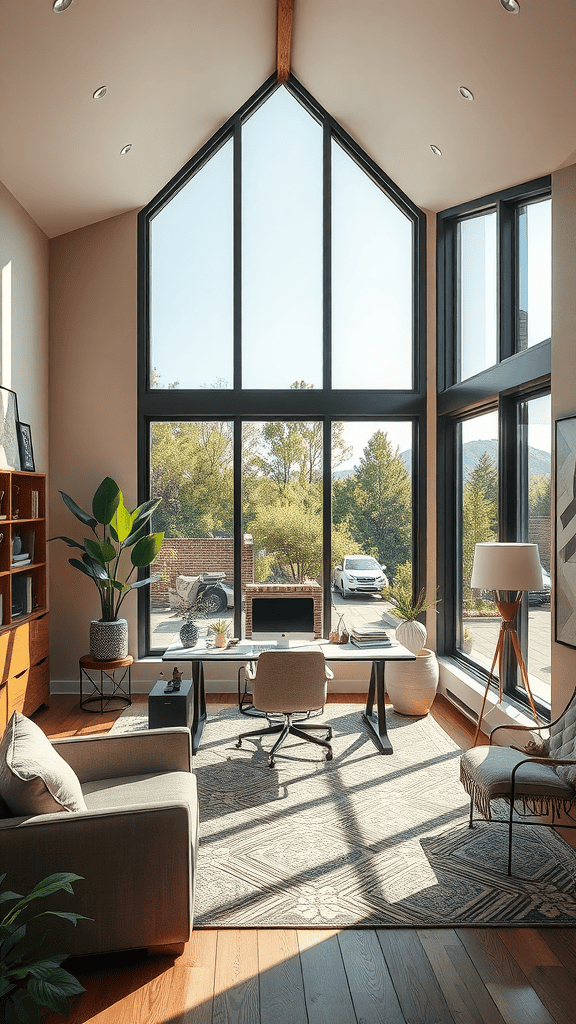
[333,556,388,598]
[169,572,233,614]
[529,564,551,605]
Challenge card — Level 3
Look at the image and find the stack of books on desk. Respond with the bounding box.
[349,629,394,648]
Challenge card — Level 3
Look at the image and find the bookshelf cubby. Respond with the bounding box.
[0,471,49,729]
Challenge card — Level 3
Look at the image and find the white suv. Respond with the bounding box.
[333,556,388,598]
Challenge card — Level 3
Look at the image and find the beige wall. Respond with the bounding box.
[0,181,49,472]
[49,211,138,684]
[551,163,576,716]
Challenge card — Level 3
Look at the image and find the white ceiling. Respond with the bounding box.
[1,0,575,238]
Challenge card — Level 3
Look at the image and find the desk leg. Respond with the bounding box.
[362,661,393,754]
[191,660,207,755]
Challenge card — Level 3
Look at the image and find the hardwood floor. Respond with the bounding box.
[35,693,576,1024]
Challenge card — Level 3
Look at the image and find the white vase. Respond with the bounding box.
[385,648,439,715]
[395,618,427,655]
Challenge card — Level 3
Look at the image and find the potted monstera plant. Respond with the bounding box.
[51,478,163,660]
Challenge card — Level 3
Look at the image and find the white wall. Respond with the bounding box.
[0,180,49,473]
[551,163,576,716]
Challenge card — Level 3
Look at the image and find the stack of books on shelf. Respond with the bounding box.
[31,491,39,518]
[349,628,396,648]
[12,575,33,618]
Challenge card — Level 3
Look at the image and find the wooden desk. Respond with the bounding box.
[162,639,415,755]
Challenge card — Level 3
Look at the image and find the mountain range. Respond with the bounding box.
[333,439,551,481]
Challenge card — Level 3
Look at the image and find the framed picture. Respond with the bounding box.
[17,422,35,472]
[0,388,21,471]
[555,414,576,647]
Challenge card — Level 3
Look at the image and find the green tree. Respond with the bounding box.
[462,482,496,608]
[466,450,498,509]
[150,421,233,537]
[529,475,551,517]
[333,430,411,575]
[251,490,356,583]
[255,422,306,490]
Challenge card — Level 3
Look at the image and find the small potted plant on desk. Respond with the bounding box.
[209,619,228,648]
[383,564,439,715]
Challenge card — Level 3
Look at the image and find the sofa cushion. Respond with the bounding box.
[82,770,197,818]
[0,712,87,815]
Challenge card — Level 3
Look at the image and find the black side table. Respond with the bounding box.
[79,655,133,713]
[148,677,194,731]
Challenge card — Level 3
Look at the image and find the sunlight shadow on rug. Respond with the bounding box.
[110,703,576,927]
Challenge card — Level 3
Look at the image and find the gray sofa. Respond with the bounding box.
[0,727,198,957]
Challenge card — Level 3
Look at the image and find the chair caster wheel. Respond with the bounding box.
[235,741,242,748]
[325,752,333,761]
[268,759,275,768]
[326,730,332,740]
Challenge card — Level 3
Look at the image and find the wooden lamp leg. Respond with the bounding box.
[472,594,541,747]
[509,628,541,728]
[472,625,505,747]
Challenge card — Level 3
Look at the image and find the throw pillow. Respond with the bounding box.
[0,711,87,815]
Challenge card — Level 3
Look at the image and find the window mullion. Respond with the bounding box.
[233,118,242,390]
[323,123,332,391]
[499,200,515,363]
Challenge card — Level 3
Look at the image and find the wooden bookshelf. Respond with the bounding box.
[0,471,49,729]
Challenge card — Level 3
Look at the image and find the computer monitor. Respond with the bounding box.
[251,596,315,643]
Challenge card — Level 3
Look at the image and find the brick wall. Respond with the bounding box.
[528,517,551,571]
[151,535,254,607]
[244,582,323,638]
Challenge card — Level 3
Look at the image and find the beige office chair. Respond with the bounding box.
[236,650,334,767]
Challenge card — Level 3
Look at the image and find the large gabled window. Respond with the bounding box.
[138,76,426,656]
[437,178,552,713]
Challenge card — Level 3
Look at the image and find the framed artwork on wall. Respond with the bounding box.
[17,422,35,472]
[555,414,576,647]
[0,387,21,471]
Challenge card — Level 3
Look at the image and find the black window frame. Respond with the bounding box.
[138,74,427,658]
[437,177,551,714]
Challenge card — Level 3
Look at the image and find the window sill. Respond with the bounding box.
[438,655,548,739]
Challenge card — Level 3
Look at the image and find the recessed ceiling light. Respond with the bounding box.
[52,0,73,11]
[459,86,474,101]
[499,0,520,12]
[93,86,107,100]
[120,144,132,156]
[430,145,442,157]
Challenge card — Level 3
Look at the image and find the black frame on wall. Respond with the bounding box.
[137,74,427,658]
[436,176,551,711]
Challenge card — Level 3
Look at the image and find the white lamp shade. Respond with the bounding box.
[470,543,543,592]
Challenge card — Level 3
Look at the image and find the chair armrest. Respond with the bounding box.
[489,722,548,746]
[325,666,334,680]
[244,662,256,681]
[510,755,576,802]
[0,800,196,956]
[52,728,192,783]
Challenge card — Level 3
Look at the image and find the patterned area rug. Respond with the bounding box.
[110,703,576,927]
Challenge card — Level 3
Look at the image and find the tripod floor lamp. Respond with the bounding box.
[470,542,544,746]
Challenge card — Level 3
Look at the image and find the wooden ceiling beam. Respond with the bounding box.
[277,0,294,83]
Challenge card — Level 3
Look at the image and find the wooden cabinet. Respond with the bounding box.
[0,472,49,728]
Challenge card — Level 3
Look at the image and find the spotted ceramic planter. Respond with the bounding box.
[89,618,128,661]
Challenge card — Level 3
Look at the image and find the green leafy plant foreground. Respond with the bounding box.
[0,872,89,1023]
[51,477,164,622]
